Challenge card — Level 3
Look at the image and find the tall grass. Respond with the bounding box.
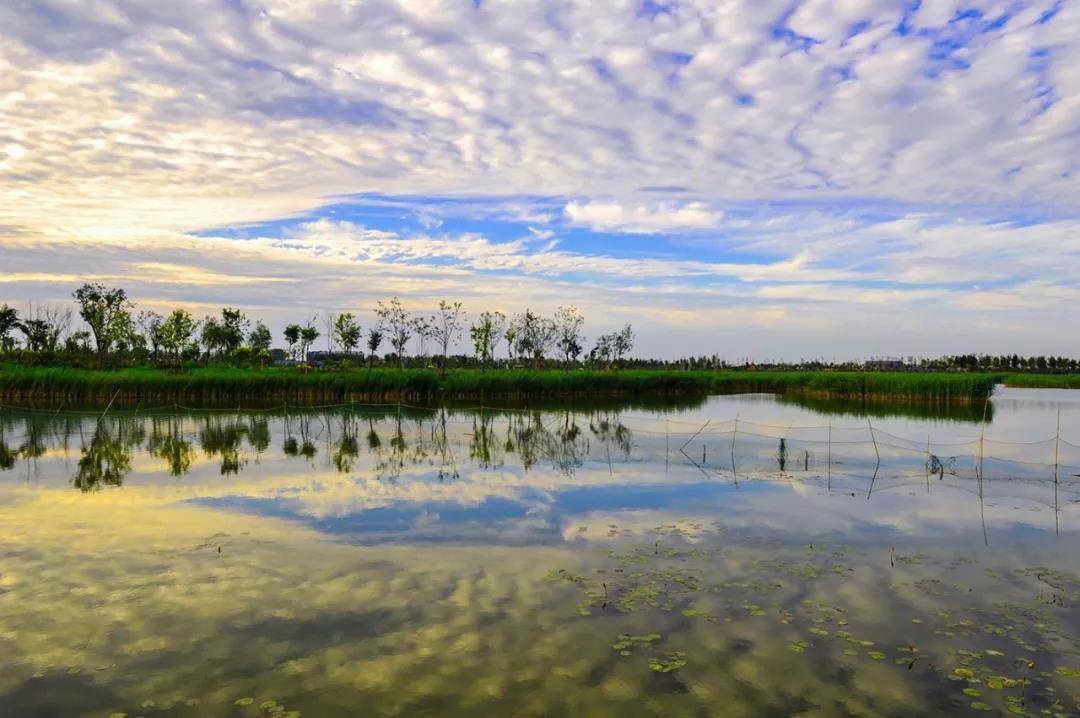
[0,365,1004,405]
[1002,374,1080,389]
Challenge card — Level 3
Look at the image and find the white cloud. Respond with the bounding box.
[564,200,725,233]
[0,0,1078,358]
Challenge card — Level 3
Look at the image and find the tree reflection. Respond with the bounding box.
[0,438,14,470]
[147,415,194,476]
[589,412,633,461]
[332,413,361,473]
[200,416,250,475]
[73,421,133,492]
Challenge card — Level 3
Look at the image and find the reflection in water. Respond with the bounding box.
[147,415,194,476]
[0,393,1078,717]
[73,420,136,492]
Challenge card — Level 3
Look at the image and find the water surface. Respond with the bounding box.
[1,390,1078,717]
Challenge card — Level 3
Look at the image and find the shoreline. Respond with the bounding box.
[0,365,1017,405]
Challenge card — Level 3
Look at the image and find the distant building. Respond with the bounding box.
[864,357,905,371]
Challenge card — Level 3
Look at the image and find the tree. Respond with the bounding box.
[588,333,614,368]
[283,324,302,361]
[17,305,70,353]
[19,310,69,353]
[157,309,198,364]
[200,317,227,363]
[514,309,556,369]
[504,319,518,366]
[375,298,412,369]
[65,330,92,353]
[366,328,383,368]
[248,321,272,352]
[411,315,433,362]
[553,306,585,367]
[72,283,132,359]
[470,311,505,368]
[334,312,362,355]
[218,308,249,355]
[0,304,18,351]
[612,324,634,366]
[323,311,338,354]
[299,324,319,363]
[137,311,164,359]
[430,300,466,375]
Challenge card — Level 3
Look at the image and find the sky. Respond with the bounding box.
[1,0,1079,360]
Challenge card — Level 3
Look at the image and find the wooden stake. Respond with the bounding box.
[1054,409,1061,535]
[977,394,989,484]
[730,415,739,484]
[827,423,832,491]
[925,433,931,492]
[867,418,879,464]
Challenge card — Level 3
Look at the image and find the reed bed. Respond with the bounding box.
[1002,373,1080,389]
[0,365,1007,405]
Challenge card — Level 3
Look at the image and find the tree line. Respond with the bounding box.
[0,284,634,371]
[2,285,1076,374]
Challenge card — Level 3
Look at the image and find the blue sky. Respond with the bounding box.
[1,0,1078,359]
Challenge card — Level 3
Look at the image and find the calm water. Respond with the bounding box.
[1,389,1078,717]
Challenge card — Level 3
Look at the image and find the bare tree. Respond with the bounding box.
[553,306,585,367]
[375,298,412,369]
[613,324,634,365]
[323,311,337,353]
[137,310,163,359]
[411,315,433,363]
[20,303,71,353]
[430,300,466,375]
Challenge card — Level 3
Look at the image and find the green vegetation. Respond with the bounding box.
[1001,373,1080,389]
[0,283,1077,406]
[0,365,1003,404]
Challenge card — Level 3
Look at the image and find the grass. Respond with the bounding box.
[0,364,1010,405]
[1001,373,1080,389]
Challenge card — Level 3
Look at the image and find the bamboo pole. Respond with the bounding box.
[925,433,931,492]
[977,394,989,484]
[827,423,832,491]
[1054,409,1061,535]
[867,418,879,464]
[730,415,739,485]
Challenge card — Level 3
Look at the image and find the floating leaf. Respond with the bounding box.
[648,651,687,673]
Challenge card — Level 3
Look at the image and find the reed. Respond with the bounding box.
[1001,373,1080,389]
[0,365,1008,405]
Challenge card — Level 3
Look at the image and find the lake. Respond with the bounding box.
[1,388,1078,717]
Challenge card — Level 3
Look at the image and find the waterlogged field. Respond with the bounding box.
[0,389,1079,717]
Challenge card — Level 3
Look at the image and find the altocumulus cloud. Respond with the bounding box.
[0,0,1078,359]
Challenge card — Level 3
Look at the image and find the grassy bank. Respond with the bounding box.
[0,365,1005,405]
[1002,373,1080,389]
